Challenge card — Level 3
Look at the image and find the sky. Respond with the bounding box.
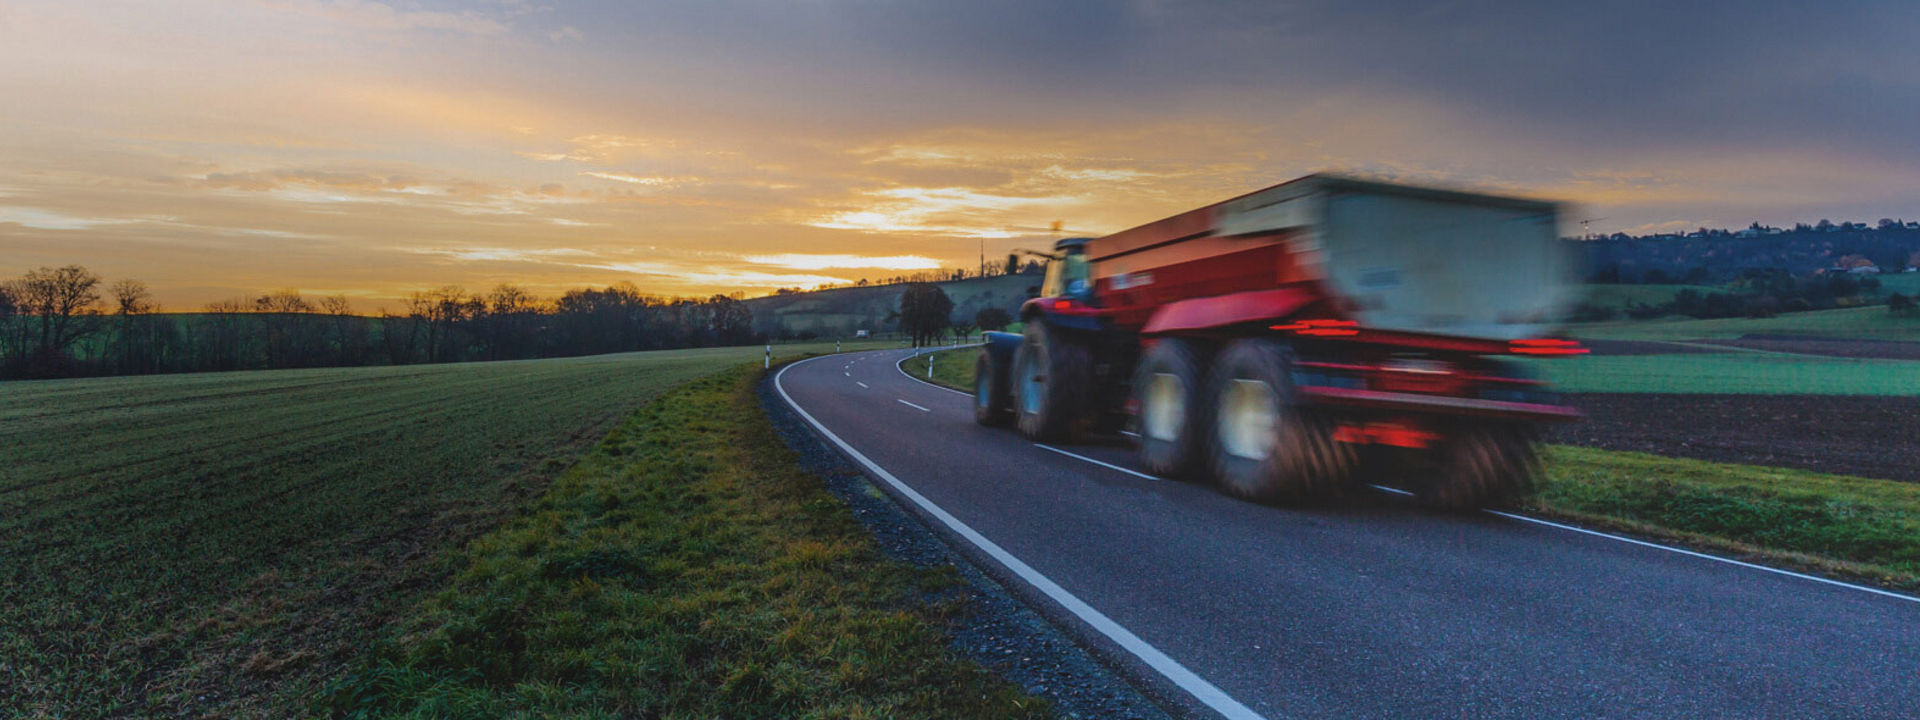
[4,0,1919,310]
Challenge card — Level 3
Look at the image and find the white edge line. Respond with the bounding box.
[774,355,1269,720]
[1364,484,1913,603]
[1484,508,1920,604]
[897,398,932,412]
[1036,443,1160,481]
[894,345,982,397]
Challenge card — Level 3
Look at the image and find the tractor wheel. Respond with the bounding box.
[1013,322,1092,441]
[1133,338,1209,478]
[1418,424,1539,510]
[973,350,1012,426]
[1205,338,1353,502]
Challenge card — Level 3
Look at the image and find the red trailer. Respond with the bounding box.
[973,174,1583,508]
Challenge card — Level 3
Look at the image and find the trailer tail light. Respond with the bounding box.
[1054,300,1073,310]
[1333,421,1438,449]
[1271,319,1359,336]
[1509,338,1588,356]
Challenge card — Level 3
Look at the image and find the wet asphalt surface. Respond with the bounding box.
[772,348,1920,720]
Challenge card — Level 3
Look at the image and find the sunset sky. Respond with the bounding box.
[5,1,1919,310]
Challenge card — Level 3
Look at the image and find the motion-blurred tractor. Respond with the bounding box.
[974,174,1583,508]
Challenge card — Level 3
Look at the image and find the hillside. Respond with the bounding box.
[744,273,1038,338]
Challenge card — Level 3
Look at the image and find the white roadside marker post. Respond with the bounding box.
[928,351,934,379]
[764,344,771,369]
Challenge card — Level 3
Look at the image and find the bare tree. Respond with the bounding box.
[482,284,539,360]
[108,280,156,373]
[408,286,475,363]
[317,294,364,366]
[13,265,103,374]
[254,289,318,367]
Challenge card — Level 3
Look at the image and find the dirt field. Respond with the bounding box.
[1578,339,1725,356]
[1552,392,1920,483]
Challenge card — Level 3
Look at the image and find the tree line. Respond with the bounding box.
[1580,221,1920,284]
[0,265,761,380]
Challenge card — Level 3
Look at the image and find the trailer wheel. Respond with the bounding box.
[1205,339,1353,502]
[1419,424,1538,510]
[973,350,1012,426]
[1013,322,1092,441]
[1133,338,1208,478]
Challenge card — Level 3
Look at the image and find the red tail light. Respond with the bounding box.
[1510,338,1588,356]
[1273,319,1359,336]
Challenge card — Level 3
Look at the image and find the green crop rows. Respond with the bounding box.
[1520,353,1920,395]
[0,341,874,717]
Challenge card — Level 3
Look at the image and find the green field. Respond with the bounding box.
[0,341,896,717]
[1578,283,1727,312]
[1520,353,1920,395]
[1573,305,1920,342]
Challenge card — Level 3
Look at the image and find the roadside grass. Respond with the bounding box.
[0,340,885,718]
[1530,446,1920,589]
[1573,305,1920,342]
[901,346,977,391]
[902,346,1920,589]
[324,363,1048,718]
[1516,352,1920,395]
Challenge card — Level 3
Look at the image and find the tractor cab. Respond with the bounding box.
[1039,237,1096,305]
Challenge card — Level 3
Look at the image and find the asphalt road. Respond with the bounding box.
[775,348,1920,720]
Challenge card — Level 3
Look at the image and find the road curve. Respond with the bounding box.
[776,348,1920,719]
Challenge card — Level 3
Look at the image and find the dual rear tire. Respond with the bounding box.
[1133,337,1352,502]
[1200,339,1354,502]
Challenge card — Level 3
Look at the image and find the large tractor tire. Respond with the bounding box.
[1204,338,1354,502]
[1012,322,1092,441]
[1419,424,1539,510]
[973,350,1012,426]
[1133,338,1209,478]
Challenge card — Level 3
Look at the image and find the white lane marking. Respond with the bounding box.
[844,371,851,377]
[894,345,983,397]
[897,399,932,412]
[1035,443,1160,481]
[1368,484,1414,497]
[856,381,869,389]
[775,356,1269,720]
[1120,430,1141,438]
[1484,508,1920,605]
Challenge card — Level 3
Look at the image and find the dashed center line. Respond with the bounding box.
[897,399,931,412]
[856,381,869,388]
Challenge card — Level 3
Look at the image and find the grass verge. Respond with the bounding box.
[324,362,1048,718]
[900,346,976,391]
[903,346,1920,589]
[1527,446,1920,589]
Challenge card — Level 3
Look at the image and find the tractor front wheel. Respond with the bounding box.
[1013,322,1092,441]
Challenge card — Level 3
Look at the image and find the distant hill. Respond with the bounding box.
[744,273,1038,339]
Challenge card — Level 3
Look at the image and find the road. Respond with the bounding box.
[775,348,1920,719]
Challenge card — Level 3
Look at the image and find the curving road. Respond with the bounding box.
[775,348,1920,720]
